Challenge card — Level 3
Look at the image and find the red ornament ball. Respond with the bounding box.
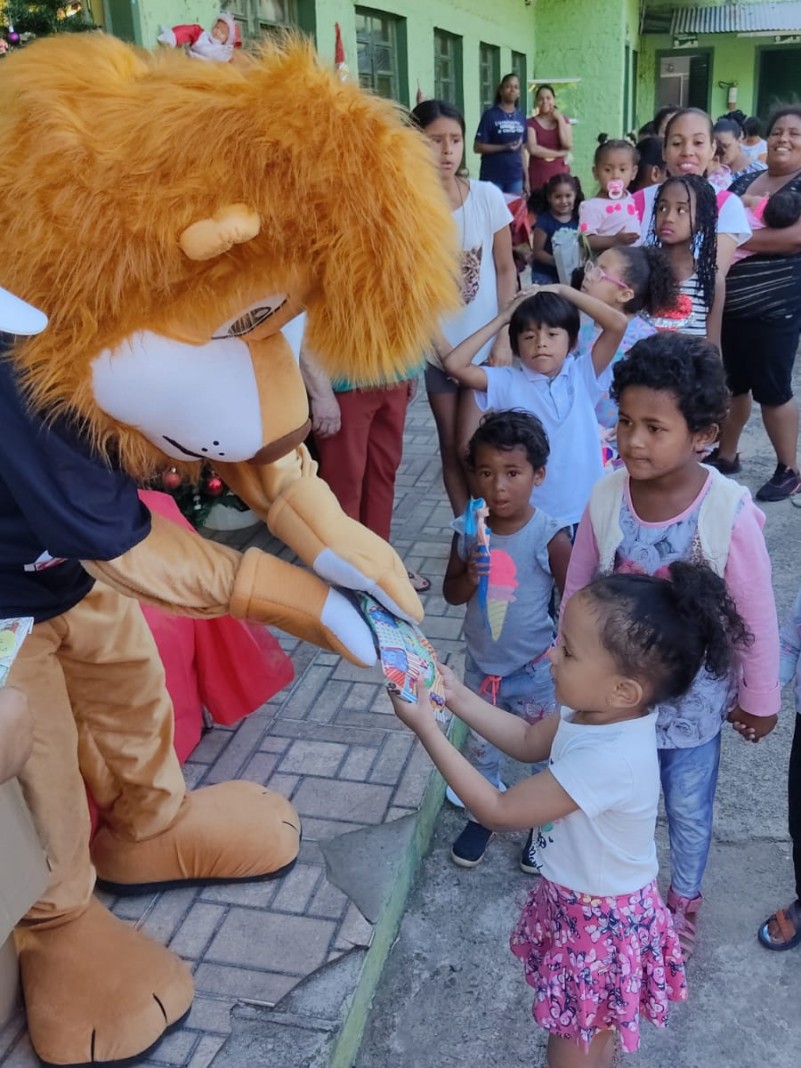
[161,468,182,491]
[205,476,224,497]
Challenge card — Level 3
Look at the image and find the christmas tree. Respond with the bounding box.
[1,0,95,51]
[156,465,256,531]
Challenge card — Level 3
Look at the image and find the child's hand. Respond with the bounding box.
[438,662,466,707]
[728,706,778,743]
[466,545,491,588]
[502,286,540,319]
[388,677,438,737]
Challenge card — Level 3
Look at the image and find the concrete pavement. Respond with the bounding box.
[355,372,801,1068]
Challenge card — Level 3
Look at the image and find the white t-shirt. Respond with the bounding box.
[539,708,660,897]
[741,139,767,164]
[476,357,611,525]
[635,181,752,247]
[438,180,513,365]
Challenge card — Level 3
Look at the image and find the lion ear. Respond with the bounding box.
[179,204,260,261]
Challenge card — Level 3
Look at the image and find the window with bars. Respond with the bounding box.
[511,50,527,110]
[356,8,407,104]
[478,42,500,114]
[223,0,308,41]
[434,29,463,109]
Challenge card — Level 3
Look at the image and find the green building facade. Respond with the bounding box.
[88,0,801,188]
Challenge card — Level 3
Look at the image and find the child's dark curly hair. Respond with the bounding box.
[466,410,550,471]
[584,561,752,706]
[593,137,639,169]
[528,173,584,218]
[529,173,585,218]
[610,332,729,431]
[509,291,580,354]
[649,174,718,316]
[763,189,801,230]
[614,246,679,315]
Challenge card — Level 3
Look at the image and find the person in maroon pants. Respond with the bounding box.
[300,350,430,592]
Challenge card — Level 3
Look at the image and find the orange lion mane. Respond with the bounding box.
[0,33,459,476]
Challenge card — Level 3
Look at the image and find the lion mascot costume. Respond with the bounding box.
[0,33,457,1066]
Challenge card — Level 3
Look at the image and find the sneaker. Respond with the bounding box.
[451,821,494,867]
[755,463,801,502]
[520,829,541,875]
[705,448,741,476]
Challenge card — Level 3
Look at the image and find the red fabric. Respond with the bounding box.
[334,22,345,66]
[509,196,533,246]
[170,23,204,46]
[136,491,293,761]
[314,384,409,542]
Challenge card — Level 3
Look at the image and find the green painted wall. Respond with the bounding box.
[132,0,534,176]
[134,0,217,45]
[313,0,536,175]
[534,0,630,189]
[638,32,801,123]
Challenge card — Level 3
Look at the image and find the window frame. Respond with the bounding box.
[511,50,527,113]
[478,41,501,115]
[355,6,409,106]
[223,0,315,43]
[433,27,464,111]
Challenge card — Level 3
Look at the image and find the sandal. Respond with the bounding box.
[758,901,801,951]
[667,886,702,960]
[406,569,431,593]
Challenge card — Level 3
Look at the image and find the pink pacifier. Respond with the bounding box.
[607,179,625,201]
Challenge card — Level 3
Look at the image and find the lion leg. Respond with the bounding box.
[62,586,301,891]
[8,599,193,1066]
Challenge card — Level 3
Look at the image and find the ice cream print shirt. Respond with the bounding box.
[456,508,562,677]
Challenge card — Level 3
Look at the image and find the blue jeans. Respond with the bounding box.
[659,732,722,899]
[493,178,524,196]
[463,653,556,791]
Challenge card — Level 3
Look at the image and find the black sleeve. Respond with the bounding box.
[0,352,151,561]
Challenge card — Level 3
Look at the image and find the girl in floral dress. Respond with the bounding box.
[390,561,749,1066]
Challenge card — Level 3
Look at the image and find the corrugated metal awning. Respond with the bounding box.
[670,2,801,35]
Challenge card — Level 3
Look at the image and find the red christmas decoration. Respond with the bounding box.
[205,475,224,497]
[161,467,181,491]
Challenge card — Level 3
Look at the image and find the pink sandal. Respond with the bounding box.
[667,886,702,961]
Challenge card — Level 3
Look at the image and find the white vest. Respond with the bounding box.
[588,465,750,578]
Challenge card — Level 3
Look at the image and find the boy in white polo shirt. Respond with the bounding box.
[441,285,627,527]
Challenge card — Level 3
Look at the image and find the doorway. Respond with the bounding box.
[756,47,801,121]
[656,51,711,111]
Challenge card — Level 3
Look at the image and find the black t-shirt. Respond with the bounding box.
[0,340,151,621]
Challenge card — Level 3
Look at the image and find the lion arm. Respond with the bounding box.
[81,513,371,662]
[216,447,423,624]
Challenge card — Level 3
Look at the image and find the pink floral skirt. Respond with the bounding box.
[510,877,687,1053]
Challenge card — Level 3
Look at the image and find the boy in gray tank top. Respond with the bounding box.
[443,411,573,871]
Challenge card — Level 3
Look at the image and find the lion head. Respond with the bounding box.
[0,34,459,476]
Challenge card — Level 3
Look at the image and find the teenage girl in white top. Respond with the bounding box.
[411,99,517,516]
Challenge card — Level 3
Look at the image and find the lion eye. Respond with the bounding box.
[212,296,288,340]
[227,305,277,336]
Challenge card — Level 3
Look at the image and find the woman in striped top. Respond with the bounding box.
[712,107,801,502]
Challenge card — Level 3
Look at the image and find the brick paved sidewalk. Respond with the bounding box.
[0,393,461,1068]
